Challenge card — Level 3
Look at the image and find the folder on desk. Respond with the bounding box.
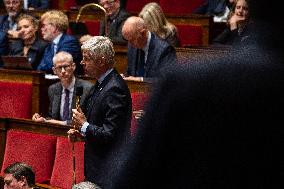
[1,56,33,70]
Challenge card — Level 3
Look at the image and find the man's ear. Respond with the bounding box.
[52,67,56,75]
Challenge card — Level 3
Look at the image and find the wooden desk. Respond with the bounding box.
[0,69,52,116]
[0,117,70,172]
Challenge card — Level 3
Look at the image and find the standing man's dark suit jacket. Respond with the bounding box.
[37,33,83,74]
[48,78,93,122]
[127,33,177,78]
[28,0,49,9]
[82,69,132,187]
[9,37,48,69]
[99,9,130,44]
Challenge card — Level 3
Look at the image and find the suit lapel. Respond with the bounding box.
[86,70,115,118]
[53,85,62,119]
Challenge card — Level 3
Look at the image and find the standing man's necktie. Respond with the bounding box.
[63,89,70,121]
[138,49,145,77]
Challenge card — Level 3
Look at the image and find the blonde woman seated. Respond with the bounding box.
[9,14,48,69]
[139,2,180,47]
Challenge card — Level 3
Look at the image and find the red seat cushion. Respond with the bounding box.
[176,24,203,47]
[160,0,205,14]
[0,81,32,119]
[126,0,160,13]
[0,130,57,183]
[50,137,85,189]
[130,92,149,136]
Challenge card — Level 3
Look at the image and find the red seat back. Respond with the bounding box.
[176,24,203,47]
[160,0,205,14]
[0,130,57,183]
[84,20,101,36]
[50,137,85,189]
[126,0,160,13]
[0,81,32,119]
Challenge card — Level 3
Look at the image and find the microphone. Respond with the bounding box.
[75,86,83,109]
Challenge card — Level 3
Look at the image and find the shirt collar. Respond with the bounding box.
[62,76,76,93]
[97,68,113,84]
[53,33,63,45]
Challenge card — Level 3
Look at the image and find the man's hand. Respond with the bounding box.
[32,113,46,122]
[72,107,86,130]
[7,30,20,39]
[67,129,83,143]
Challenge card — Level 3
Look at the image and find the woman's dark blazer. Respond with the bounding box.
[9,37,48,69]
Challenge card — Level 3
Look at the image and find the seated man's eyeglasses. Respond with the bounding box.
[54,64,72,72]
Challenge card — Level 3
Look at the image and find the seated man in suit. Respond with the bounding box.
[68,36,132,187]
[99,0,130,44]
[0,0,24,39]
[121,16,177,82]
[23,0,49,10]
[33,51,93,126]
[3,162,35,189]
[37,10,83,74]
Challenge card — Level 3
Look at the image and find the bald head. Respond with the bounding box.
[122,16,148,49]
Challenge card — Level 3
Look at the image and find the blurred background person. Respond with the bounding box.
[99,0,130,44]
[79,34,93,45]
[139,2,180,47]
[213,0,250,45]
[33,51,93,125]
[9,14,48,69]
[37,10,82,74]
[194,0,235,22]
[3,162,35,189]
[0,0,24,39]
[23,0,49,10]
[122,16,177,82]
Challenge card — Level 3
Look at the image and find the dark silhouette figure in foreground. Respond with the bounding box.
[102,1,284,188]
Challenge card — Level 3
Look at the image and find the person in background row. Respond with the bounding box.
[0,0,25,39]
[0,31,9,67]
[193,0,235,22]
[68,36,132,188]
[79,34,93,45]
[213,0,250,45]
[122,16,177,82]
[37,10,82,74]
[139,2,180,47]
[3,162,35,189]
[33,51,93,125]
[9,14,48,69]
[22,0,49,10]
[99,0,130,44]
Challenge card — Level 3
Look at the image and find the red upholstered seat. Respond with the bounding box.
[160,0,205,14]
[84,20,101,36]
[50,137,85,189]
[126,0,160,13]
[64,0,77,10]
[0,81,32,119]
[0,130,57,183]
[130,92,149,136]
[176,24,203,47]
